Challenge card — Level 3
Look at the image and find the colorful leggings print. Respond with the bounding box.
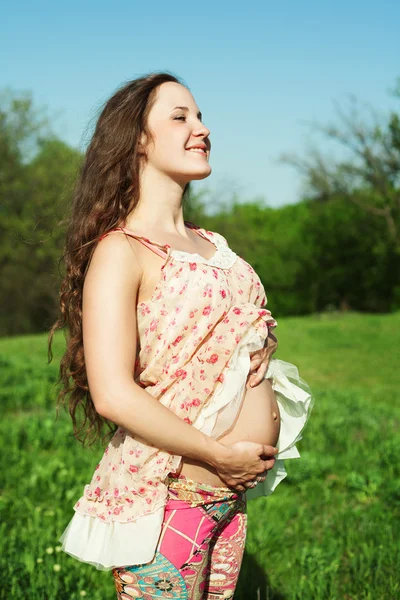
[112,473,248,599]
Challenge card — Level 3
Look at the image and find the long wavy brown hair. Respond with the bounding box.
[47,71,192,448]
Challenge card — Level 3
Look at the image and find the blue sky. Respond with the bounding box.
[2,0,399,208]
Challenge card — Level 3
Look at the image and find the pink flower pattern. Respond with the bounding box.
[73,226,277,524]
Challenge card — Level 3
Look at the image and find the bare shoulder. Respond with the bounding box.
[87,232,143,289]
[91,232,141,273]
[82,232,144,413]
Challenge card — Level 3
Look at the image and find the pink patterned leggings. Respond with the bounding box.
[112,473,248,599]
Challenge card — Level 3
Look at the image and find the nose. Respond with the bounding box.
[194,123,211,150]
[195,120,210,138]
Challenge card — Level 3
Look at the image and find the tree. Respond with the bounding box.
[278,77,400,251]
[0,89,82,335]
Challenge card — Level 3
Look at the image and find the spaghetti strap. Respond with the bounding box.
[99,227,169,259]
[184,220,213,244]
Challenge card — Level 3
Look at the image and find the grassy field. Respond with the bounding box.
[1,310,399,599]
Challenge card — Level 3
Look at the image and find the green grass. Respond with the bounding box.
[1,311,399,599]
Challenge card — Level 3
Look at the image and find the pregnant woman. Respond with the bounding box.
[52,72,313,599]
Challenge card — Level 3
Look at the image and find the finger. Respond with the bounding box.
[249,349,262,360]
[256,467,269,477]
[244,480,257,489]
[262,457,276,471]
[248,376,259,388]
[227,480,246,493]
[262,445,278,456]
[249,360,262,373]
[249,363,269,387]
[254,361,268,383]
[246,377,257,389]
[251,353,263,363]
[248,370,264,388]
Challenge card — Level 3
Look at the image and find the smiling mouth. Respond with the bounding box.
[186,148,208,156]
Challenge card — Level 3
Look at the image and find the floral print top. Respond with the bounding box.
[73,221,277,525]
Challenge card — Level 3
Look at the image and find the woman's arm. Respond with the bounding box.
[83,234,276,486]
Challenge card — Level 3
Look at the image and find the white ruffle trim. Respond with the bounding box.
[246,357,314,500]
[58,505,164,571]
[192,322,265,439]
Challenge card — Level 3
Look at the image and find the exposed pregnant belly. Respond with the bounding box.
[178,377,281,486]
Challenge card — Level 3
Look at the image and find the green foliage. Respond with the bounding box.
[0,90,82,336]
[205,200,317,315]
[203,197,399,316]
[278,77,400,251]
[1,87,399,337]
[1,312,399,598]
[305,195,400,312]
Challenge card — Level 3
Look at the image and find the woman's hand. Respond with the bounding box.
[246,329,278,389]
[214,441,278,492]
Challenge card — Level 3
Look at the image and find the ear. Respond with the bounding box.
[138,131,153,158]
[136,131,145,153]
[139,132,147,146]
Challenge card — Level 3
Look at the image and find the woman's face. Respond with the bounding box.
[141,82,212,183]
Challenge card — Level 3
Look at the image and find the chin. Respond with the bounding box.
[169,164,212,185]
[188,166,212,181]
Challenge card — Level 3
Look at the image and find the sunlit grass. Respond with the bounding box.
[1,311,399,599]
